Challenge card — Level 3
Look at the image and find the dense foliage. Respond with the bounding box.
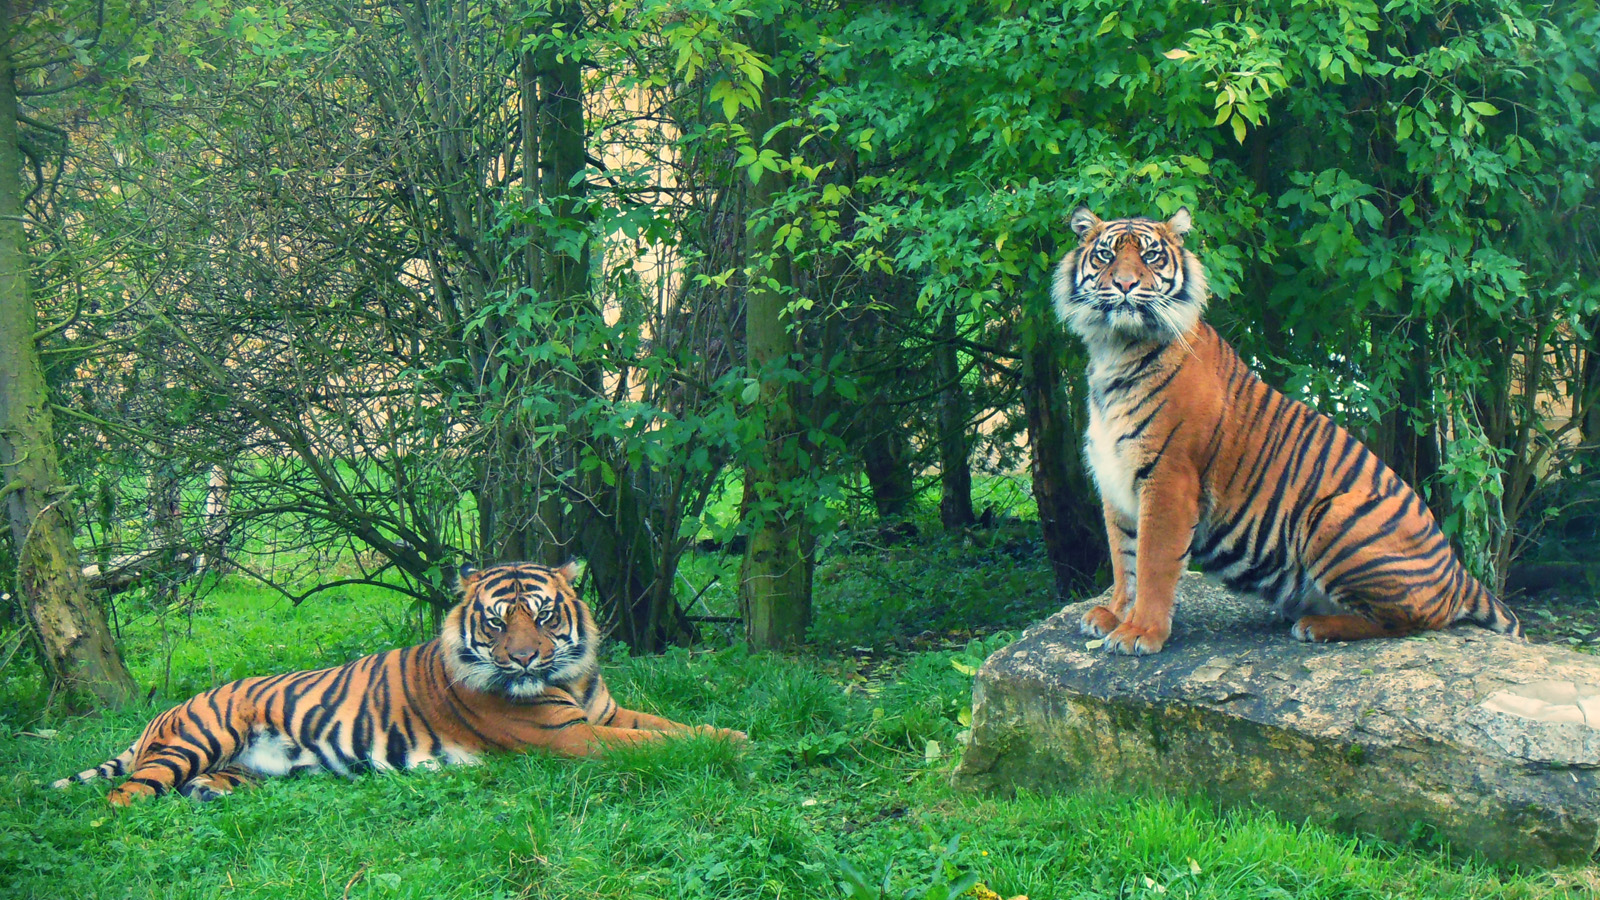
[3,0,1599,671]
[812,0,1600,588]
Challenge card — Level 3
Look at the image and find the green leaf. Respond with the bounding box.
[1467,101,1499,116]
[1231,114,1247,144]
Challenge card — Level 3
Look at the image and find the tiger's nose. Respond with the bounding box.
[508,649,539,669]
[1111,274,1139,293]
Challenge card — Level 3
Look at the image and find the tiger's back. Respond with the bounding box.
[1056,206,1520,655]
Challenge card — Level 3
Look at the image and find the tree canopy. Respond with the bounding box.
[2,0,1596,692]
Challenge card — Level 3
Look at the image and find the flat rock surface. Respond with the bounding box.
[953,573,1600,867]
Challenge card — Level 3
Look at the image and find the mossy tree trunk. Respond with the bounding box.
[0,13,135,707]
[739,20,811,649]
[515,4,687,649]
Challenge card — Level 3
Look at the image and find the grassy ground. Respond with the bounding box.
[2,530,1597,899]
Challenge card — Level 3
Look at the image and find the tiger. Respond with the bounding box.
[1051,206,1522,656]
[52,561,745,805]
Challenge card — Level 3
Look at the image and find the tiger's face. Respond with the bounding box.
[441,561,596,700]
[1052,207,1208,348]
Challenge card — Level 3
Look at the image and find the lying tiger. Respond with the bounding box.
[1054,206,1522,655]
[54,561,744,805]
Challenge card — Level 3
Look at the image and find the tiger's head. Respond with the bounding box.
[440,561,597,700]
[1052,207,1208,349]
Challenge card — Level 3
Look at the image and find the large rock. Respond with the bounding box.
[953,573,1600,867]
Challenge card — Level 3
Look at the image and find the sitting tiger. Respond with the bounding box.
[1053,206,1522,656]
[54,561,744,805]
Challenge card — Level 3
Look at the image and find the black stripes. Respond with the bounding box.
[1134,425,1181,483]
[1155,329,1506,637]
[127,776,168,795]
[386,724,409,770]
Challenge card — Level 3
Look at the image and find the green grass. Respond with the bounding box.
[2,543,1595,899]
[810,521,1056,650]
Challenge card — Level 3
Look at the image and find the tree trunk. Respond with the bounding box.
[145,451,182,600]
[1019,300,1107,601]
[0,25,135,706]
[515,5,688,650]
[529,0,595,563]
[937,314,976,529]
[860,425,915,519]
[197,461,233,577]
[739,21,811,649]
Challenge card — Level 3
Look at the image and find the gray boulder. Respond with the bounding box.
[953,572,1600,867]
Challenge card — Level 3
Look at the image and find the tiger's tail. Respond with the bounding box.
[51,744,137,789]
[1453,577,1523,639]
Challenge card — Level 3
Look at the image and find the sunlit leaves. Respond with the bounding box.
[650,0,772,119]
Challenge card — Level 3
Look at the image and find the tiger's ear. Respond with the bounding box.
[1166,207,1193,237]
[556,559,586,585]
[1069,206,1101,239]
[456,564,481,593]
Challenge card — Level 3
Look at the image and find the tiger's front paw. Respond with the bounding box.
[1080,605,1122,638]
[1103,621,1169,656]
[690,725,748,743]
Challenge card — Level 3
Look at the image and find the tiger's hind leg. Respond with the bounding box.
[104,689,259,805]
[1291,613,1415,643]
[106,749,194,806]
[178,767,254,802]
[1301,488,1489,644]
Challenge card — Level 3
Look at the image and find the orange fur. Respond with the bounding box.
[54,562,744,804]
[1054,208,1521,655]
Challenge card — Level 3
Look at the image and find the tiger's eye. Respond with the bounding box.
[484,615,505,632]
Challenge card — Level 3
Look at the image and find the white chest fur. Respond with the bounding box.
[1085,402,1140,522]
[1083,342,1171,524]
